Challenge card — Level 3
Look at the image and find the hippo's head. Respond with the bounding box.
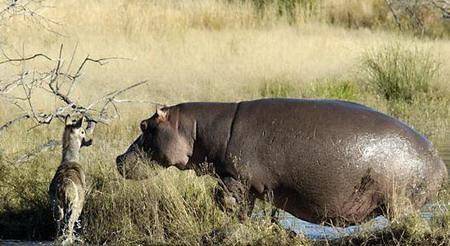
[116,107,196,178]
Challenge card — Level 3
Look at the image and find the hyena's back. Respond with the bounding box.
[49,161,86,235]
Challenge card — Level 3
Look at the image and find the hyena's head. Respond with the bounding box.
[63,115,93,151]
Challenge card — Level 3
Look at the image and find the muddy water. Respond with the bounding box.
[2,145,449,244]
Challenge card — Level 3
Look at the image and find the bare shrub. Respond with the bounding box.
[385,0,450,36]
[0,44,152,134]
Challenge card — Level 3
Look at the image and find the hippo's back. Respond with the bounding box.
[225,98,447,223]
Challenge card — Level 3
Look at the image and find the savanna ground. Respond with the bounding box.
[0,0,449,245]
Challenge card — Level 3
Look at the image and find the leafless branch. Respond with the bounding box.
[86,80,151,121]
[0,45,157,138]
[0,41,162,164]
[0,0,63,36]
[0,114,30,134]
[0,52,52,65]
[66,55,127,96]
[383,0,449,35]
[14,139,60,163]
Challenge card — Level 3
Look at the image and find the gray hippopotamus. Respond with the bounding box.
[116,98,447,224]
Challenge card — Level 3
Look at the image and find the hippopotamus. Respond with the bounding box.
[116,98,448,224]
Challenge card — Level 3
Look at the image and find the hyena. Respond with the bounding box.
[49,115,92,243]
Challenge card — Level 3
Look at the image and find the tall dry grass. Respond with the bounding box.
[0,0,449,244]
[2,1,450,106]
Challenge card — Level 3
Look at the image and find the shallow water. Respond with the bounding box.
[2,145,449,244]
[278,214,390,240]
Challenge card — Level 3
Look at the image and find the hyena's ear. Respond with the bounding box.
[73,117,84,128]
[65,115,72,126]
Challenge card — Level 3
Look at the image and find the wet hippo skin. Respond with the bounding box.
[116,98,448,224]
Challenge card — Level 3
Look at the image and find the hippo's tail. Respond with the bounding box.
[405,150,447,212]
[424,152,448,202]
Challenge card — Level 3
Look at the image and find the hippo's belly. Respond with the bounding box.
[224,99,447,224]
[248,134,427,223]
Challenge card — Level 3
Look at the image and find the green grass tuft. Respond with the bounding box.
[259,79,299,98]
[362,44,440,103]
[303,79,360,100]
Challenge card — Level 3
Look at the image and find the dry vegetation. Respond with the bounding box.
[0,0,449,245]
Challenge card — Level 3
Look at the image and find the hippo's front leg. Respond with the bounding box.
[214,176,255,220]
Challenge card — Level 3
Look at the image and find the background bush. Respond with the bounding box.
[362,45,440,103]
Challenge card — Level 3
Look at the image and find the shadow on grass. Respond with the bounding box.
[331,227,448,246]
[0,207,54,241]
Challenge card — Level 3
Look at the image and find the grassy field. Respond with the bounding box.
[0,0,449,245]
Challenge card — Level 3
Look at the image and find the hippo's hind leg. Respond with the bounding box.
[214,176,255,220]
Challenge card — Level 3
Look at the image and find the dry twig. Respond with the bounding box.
[14,139,60,163]
[0,0,63,36]
[0,45,157,165]
[0,45,152,129]
[0,114,29,134]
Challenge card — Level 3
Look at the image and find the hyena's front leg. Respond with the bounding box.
[214,176,255,221]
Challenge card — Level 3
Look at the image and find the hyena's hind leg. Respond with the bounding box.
[51,202,65,237]
[61,193,84,245]
[66,205,82,241]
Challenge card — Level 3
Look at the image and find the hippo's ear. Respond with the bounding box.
[140,120,148,132]
[156,107,168,121]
